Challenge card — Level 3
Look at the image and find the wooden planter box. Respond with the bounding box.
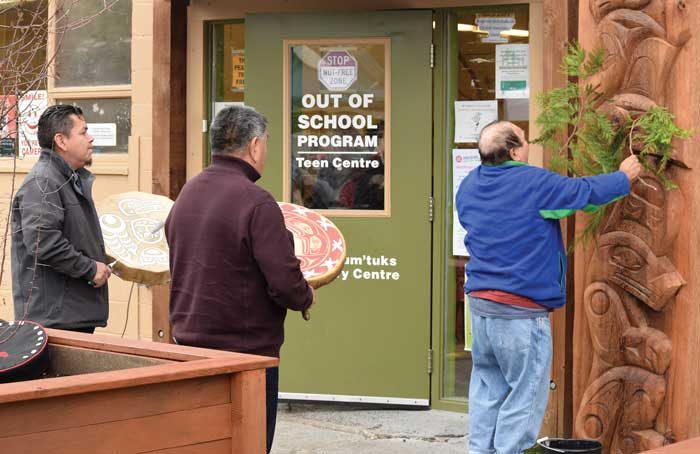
[0,329,277,454]
[641,438,700,454]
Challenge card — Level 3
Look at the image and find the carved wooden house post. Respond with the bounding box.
[573,0,699,451]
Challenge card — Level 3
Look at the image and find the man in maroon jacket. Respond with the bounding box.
[165,106,315,453]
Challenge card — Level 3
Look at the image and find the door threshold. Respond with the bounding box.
[280,392,429,407]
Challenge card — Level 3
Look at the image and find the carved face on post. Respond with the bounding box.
[589,0,690,137]
[602,175,683,255]
[588,232,684,311]
[621,326,672,374]
[575,366,666,448]
[589,0,652,22]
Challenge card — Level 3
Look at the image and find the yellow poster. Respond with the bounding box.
[231,52,245,91]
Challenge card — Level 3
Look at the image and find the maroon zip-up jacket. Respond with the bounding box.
[165,155,313,357]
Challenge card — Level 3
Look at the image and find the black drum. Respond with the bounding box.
[0,320,49,383]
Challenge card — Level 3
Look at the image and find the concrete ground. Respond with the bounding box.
[271,402,468,454]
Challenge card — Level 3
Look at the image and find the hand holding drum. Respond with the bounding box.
[278,202,347,321]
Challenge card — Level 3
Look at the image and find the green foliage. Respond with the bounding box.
[635,106,693,185]
[533,42,693,246]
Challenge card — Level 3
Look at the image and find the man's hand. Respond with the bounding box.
[619,154,642,182]
[90,261,112,288]
[302,286,316,321]
[309,286,317,309]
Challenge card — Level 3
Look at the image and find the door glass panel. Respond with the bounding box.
[208,22,245,163]
[443,4,530,401]
[211,22,245,109]
[286,41,388,214]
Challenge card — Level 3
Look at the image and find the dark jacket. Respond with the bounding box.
[166,155,313,358]
[456,161,630,309]
[11,149,108,329]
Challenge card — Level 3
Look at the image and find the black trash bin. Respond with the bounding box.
[537,437,602,454]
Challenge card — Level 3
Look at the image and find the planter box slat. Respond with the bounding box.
[641,437,700,453]
[45,329,241,361]
[231,369,266,454]
[0,403,232,453]
[0,375,230,437]
[0,356,276,404]
[143,438,231,454]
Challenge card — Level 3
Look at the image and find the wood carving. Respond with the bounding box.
[574,1,690,451]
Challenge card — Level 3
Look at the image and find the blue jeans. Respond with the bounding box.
[468,311,552,454]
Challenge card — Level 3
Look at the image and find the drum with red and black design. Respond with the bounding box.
[278,202,346,289]
[0,320,49,383]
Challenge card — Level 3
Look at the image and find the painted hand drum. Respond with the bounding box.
[278,202,347,289]
[96,191,174,286]
[0,320,49,383]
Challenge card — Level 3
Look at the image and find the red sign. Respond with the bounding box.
[317,50,358,92]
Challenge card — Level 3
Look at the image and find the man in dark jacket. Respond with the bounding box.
[456,121,641,454]
[166,105,315,454]
[12,105,111,333]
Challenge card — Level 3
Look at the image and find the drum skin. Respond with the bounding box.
[0,320,49,383]
[277,202,346,289]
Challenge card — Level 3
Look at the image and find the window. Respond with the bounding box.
[285,39,390,215]
[55,0,132,87]
[50,0,133,155]
[57,98,131,154]
[442,4,531,402]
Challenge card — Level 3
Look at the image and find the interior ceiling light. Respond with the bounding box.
[457,23,529,38]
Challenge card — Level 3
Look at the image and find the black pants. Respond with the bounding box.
[266,367,279,454]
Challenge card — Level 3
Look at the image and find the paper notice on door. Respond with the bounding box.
[454,100,498,143]
[452,148,480,256]
[88,123,117,147]
[496,44,529,99]
[231,51,245,91]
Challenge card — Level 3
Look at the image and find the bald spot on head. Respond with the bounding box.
[478,121,523,165]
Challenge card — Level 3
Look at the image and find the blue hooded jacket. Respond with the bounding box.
[456,161,630,309]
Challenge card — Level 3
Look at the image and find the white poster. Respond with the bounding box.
[87,123,117,147]
[18,90,48,157]
[213,101,244,120]
[475,16,515,43]
[454,100,498,143]
[496,44,529,99]
[452,148,480,256]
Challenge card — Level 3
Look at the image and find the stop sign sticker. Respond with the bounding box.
[317,50,358,91]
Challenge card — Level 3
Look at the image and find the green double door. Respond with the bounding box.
[246,10,433,403]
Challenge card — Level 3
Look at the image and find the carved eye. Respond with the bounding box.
[622,194,644,217]
[610,246,644,271]
[627,194,644,209]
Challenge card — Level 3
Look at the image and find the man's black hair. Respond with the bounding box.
[37,104,84,150]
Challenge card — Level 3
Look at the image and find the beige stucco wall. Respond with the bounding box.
[0,0,154,340]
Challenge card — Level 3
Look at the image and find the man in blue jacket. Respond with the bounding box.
[456,121,641,454]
